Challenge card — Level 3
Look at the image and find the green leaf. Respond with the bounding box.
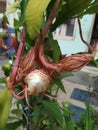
[86,104,92,130]
[20,0,29,13]
[14,18,20,30]
[52,79,66,94]
[59,72,73,79]
[51,0,92,31]
[0,87,12,129]
[0,32,8,38]
[3,15,9,24]
[61,102,77,130]
[17,0,29,28]
[43,101,63,125]
[50,38,61,63]
[80,1,98,15]
[0,78,6,84]
[94,60,98,67]
[62,102,76,130]
[2,62,11,76]
[83,3,98,14]
[46,0,56,20]
[25,0,50,39]
[2,62,11,71]
[3,120,22,130]
[11,109,22,117]
[89,60,98,67]
[62,102,72,117]
[65,117,76,130]
[8,116,20,122]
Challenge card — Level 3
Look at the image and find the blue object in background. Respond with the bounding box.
[6,28,15,58]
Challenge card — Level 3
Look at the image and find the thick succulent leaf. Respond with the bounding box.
[25,0,50,40]
[0,87,12,129]
[5,1,20,15]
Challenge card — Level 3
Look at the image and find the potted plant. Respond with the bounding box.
[0,0,98,129]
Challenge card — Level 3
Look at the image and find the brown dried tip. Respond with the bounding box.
[59,54,93,72]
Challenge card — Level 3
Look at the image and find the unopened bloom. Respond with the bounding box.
[24,69,51,95]
[59,54,93,72]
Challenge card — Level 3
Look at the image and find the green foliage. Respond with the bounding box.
[2,61,12,76]
[59,71,73,79]
[3,15,9,24]
[91,60,98,68]
[25,0,50,39]
[51,78,66,94]
[43,101,82,130]
[46,0,56,20]
[0,32,8,38]
[0,78,6,84]
[51,0,98,31]
[61,102,77,130]
[77,105,98,130]
[2,120,22,130]
[80,0,98,15]
[43,101,63,125]
[20,0,29,15]
[17,0,29,28]
[11,109,22,117]
[86,103,92,130]
[85,58,98,69]
[50,37,61,63]
[0,87,12,129]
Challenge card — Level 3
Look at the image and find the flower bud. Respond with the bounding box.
[24,70,51,95]
[59,54,93,72]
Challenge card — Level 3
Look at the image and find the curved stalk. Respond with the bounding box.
[2,22,19,52]
[42,0,60,39]
[78,18,93,53]
[10,25,26,82]
[39,44,60,71]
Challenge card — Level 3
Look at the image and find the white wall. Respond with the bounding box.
[57,14,95,55]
